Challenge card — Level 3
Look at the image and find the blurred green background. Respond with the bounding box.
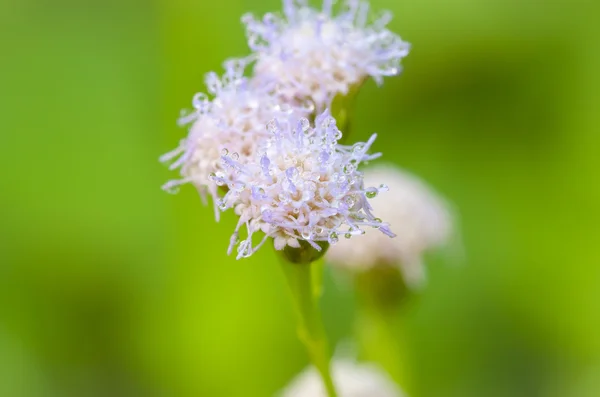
[1,0,599,396]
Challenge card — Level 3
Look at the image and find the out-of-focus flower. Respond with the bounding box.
[326,165,452,288]
[212,110,395,259]
[160,59,308,218]
[243,0,410,111]
[280,359,403,397]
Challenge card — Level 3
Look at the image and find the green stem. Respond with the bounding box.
[356,302,408,386]
[280,258,338,397]
[354,267,411,392]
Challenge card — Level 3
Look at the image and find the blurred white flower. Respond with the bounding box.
[243,0,410,111]
[280,359,403,397]
[160,59,308,218]
[213,110,395,259]
[326,164,453,288]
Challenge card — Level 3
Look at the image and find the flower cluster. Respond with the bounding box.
[280,359,403,397]
[326,165,453,288]
[244,0,410,111]
[160,60,310,218]
[213,111,395,259]
[161,1,407,258]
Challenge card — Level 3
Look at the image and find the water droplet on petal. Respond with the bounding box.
[299,118,310,131]
[365,187,378,199]
[328,231,339,245]
[192,93,208,109]
[352,142,365,154]
[278,192,290,203]
[221,148,229,156]
[166,186,180,194]
[267,119,277,134]
[318,150,330,164]
[379,184,389,192]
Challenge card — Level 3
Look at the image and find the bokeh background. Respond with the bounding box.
[1,0,599,396]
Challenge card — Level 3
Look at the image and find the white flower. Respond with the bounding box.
[213,110,395,259]
[280,359,403,397]
[243,0,410,111]
[326,165,453,288]
[160,59,308,218]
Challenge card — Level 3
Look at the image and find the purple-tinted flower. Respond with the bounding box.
[243,0,410,111]
[214,110,395,259]
[160,59,308,218]
[326,164,454,288]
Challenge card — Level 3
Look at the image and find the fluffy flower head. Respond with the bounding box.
[213,110,395,259]
[326,165,453,287]
[280,359,403,397]
[160,59,307,217]
[243,0,410,111]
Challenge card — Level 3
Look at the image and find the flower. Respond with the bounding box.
[213,110,395,259]
[280,359,403,397]
[160,59,308,218]
[325,165,453,288]
[243,0,410,111]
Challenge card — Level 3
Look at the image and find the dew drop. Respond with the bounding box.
[352,142,365,154]
[321,117,335,129]
[365,187,378,199]
[228,182,245,191]
[318,151,330,163]
[379,183,389,192]
[299,118,310,131]
[221,148,229,156]
[192,93,208,109]
[231,152,239,160]
[267,119,277,133]
[344,233,352,239]
[328,231,339,245]
[166,186,180,195]
[278,192,290,203]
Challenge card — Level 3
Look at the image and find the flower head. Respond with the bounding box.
[243,0,410,111]
[160,59,308,218]
[280,359,403,397]
[213,110,395,259]
[326,165,453,288]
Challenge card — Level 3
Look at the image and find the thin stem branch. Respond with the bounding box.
[280,258,338,397]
